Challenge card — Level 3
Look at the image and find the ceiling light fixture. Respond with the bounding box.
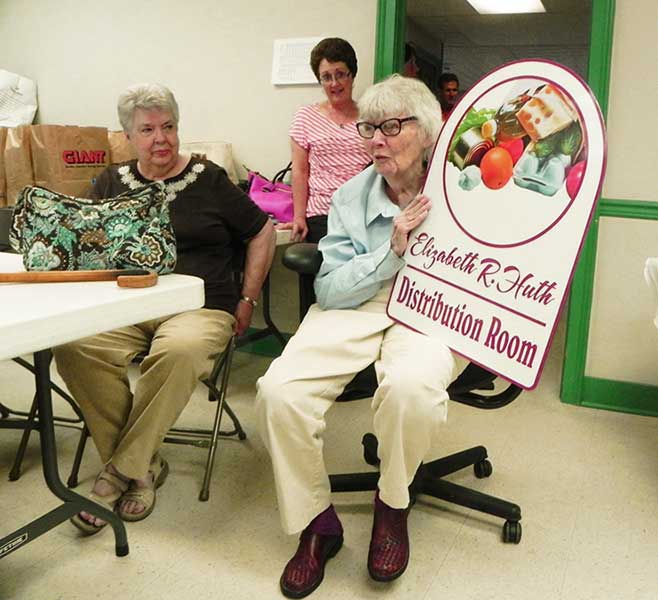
[466,0,546,14]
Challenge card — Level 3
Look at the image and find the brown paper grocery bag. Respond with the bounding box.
[4,125,34,206]
[30,125,110,197]
[108,130,137,163]
[0,126,7,206]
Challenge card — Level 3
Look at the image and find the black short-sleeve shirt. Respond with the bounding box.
[90,157,268,312]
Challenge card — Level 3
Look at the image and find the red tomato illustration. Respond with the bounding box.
[498,138,524,164]
[480,147,513,189]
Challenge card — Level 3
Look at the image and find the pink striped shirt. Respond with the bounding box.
[289,104,371,218]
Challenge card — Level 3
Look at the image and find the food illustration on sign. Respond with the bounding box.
[449,83,586,199]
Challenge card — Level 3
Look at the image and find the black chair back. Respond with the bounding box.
[0,207,14,252]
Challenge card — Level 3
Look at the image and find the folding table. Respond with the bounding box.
[0,253,204,559]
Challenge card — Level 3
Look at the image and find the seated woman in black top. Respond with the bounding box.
[54,83,275,534]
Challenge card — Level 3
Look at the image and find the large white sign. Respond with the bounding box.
[387,60,606,389]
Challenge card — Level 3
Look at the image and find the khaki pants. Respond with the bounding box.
[256,285,455,535]
[54,308,235,480]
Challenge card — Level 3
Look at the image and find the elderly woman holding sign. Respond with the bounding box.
[256,75,454,598]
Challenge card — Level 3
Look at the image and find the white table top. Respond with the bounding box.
[0,253,205,361]
[275,228,292,246]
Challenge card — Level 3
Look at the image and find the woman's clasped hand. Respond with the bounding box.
[391,194,432,257]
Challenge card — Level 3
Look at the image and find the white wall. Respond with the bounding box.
[602,0,658,202]
[586,0,658,384]
[587,217,658,384]
[0,0,377,178]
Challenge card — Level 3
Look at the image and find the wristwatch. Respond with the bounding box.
[240,295,258,307]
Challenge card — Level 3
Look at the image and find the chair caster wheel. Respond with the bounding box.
[502,520,522,543]
[474,459,492,478]
[238,431,247,441]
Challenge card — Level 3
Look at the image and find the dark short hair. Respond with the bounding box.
[438,72,459,88]
[310,38,358,80]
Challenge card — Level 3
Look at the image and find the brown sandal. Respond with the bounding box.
[70,470,129,535]
[116,455,169,522]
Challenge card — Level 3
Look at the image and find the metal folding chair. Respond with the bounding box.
[164,335,245,501]
[2,204,248,501]
[1,357,87,481]
[66,240,256,500]
[67,336,244,501]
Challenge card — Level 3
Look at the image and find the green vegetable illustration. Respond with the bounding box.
[449,107,496,163]
[558,122,582,157]
[533,138,556,158]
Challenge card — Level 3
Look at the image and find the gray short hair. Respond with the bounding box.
[357,74,442,153]
[117,83,180,133]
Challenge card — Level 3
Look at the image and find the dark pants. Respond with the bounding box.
[305,215,328,244]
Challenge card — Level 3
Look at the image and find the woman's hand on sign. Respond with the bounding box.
[391,194,431,257]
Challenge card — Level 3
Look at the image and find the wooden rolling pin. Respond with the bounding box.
[0,269,158,288]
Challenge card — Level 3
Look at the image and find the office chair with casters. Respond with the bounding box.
[282,242,524,543]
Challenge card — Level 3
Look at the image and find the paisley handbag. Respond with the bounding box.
[9,182,177,273]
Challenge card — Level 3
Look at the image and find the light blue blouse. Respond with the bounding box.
[314,165,406,310]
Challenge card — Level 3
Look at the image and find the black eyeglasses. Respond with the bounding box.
[356,117,418,139]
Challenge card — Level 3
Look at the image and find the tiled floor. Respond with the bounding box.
[1,323,657,600]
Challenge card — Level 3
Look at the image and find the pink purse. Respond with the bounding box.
[247,163,294,223]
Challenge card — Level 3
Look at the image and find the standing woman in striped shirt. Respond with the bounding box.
[285,38,371,243]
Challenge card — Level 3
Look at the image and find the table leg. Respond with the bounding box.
[0,350,129,560]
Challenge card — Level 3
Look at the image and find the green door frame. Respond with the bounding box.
[374,0,658,417]
[375,0,406,81]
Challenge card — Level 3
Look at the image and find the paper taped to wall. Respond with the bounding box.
[0,70,38,127]
[271,38,322,85]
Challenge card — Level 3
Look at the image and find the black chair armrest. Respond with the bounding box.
[447,363,522,409]
[282,243,322,275]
